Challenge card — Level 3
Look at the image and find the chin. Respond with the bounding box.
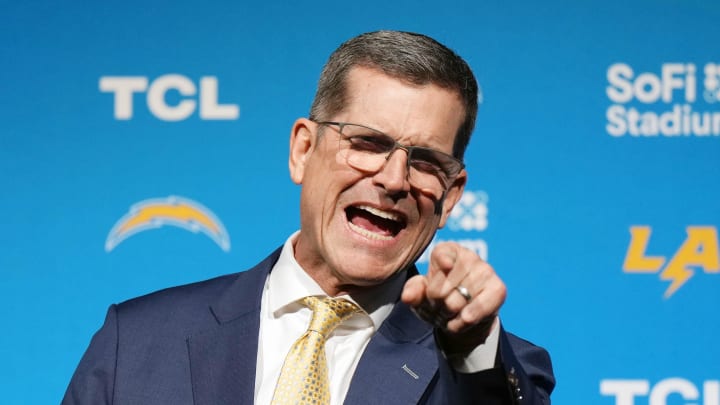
[335,262,400,286]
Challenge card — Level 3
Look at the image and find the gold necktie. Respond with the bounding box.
[271,296,360,405]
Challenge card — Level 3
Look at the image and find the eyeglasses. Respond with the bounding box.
[315,121,464,197]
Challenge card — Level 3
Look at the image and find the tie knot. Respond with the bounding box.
[302,296,360,337]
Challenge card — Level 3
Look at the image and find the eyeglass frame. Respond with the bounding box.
[313,120,466,192]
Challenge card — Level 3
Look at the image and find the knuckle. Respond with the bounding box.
[446,297,465,313]
[462,301,484,321]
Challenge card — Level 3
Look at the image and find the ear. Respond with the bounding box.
[437,169,467,228]
[288,118,316,184]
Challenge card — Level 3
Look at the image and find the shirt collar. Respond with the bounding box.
[267,231,406,329]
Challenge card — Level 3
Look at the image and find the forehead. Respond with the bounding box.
[339,67,465,151]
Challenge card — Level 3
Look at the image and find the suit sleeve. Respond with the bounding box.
[427,327,555,405]
[494,330,555,404]
[62,305,119,405]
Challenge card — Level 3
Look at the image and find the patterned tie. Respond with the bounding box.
[271,296,360,405]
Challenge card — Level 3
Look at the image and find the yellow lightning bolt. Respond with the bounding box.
[118,203,220,235]
[659,255,694,299]
[659,227,719,298]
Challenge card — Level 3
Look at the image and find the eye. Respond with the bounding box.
[347,135,394,153]
[410,149,445,175]
[410,160,442,174]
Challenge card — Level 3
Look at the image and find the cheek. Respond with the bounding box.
[413,190,443,219]
[335,149,349,166]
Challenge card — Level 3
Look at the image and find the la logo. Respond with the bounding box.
[623,226,719,298]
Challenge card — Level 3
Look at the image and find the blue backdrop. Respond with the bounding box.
[2,1,719,404]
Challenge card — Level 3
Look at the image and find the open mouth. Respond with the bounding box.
[346,205,406,240]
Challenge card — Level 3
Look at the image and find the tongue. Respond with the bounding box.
[347,207,397,236]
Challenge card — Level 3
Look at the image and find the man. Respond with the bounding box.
[64,30,554,404]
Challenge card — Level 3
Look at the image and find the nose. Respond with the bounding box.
[372,147,411,194]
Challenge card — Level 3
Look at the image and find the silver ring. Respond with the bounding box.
[455,285,472,302]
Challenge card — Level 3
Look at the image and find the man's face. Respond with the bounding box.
[289,66,467,295]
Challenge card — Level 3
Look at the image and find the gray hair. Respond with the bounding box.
[309,30,479,160]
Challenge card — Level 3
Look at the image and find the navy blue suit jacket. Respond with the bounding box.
[63,248,554,404]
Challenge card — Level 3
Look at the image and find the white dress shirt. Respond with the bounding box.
[253,232,500,404]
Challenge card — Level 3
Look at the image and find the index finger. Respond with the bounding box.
[426,242,470,299]
[427,242,461,276]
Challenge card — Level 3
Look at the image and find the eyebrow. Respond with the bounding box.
[328,121,449,151]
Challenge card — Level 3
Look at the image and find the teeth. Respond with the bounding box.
[357,205,401,221]
[348,221,394,240]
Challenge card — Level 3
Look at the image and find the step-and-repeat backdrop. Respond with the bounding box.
[2,1,719,403]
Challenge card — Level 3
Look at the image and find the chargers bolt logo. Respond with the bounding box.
[105,196,231,252]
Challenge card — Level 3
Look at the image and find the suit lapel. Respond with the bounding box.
[345,300,437,405]
[185,254,439,404]
[187,249,281,405]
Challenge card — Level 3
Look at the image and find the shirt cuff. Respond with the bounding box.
[446,317,500,373]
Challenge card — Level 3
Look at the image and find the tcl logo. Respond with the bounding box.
[601,378,719,405]
[99,74,239,121]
